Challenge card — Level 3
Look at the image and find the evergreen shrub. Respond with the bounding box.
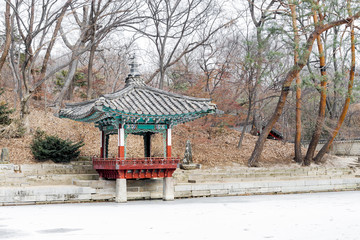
[0,88,14,126]
[31,130,84,163]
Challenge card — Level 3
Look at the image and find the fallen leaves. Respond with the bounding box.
[0,107,298,167]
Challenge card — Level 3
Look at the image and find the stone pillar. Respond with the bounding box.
[163,177,174,201]
[118,124,125,158]
[1,148,9,163]
[115,178,127,203]
[166,128,172,158]
[144,132,151,158]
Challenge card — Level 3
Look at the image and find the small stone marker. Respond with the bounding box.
[183,140,193,164]
[1,148,9,163]
[180,140,200,170]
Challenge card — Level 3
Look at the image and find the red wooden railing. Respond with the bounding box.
[92,157,180,179]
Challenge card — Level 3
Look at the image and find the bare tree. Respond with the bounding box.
[237,39,257,149]
[53,0,142,110]
[7,0,73,132]
[198,34,237,97]
[247,0,282,135]
[0,1,11,74]
[97,41,133,93]
[140,0,233,89]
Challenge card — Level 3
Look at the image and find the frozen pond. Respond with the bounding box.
[1,191,360,240]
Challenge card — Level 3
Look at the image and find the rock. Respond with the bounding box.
[1,148,9,163]
[180,163,201,170]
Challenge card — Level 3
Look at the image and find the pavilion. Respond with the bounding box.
[58,58,217,202]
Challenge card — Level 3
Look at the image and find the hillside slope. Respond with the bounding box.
[1,108,299,167]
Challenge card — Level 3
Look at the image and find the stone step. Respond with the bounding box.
[0,174,99,187]
[0,163,97,175]
[0,185,96,205]
[180,167,354,175]
[182,173,355,183]
[199,169,352,176]
[73,179,116,189]
[19,164,97,175]
[0,164,20,173]
[91,193,114,201]
[174,177,360,198]
[175,168,355,183]
[182,174,357,184]
[70,159,93,165]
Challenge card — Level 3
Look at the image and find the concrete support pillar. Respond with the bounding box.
[163,177,174,201]
[115,178,127,203]
[118,124,125,158]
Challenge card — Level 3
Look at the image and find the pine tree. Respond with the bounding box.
[0,88,13,126]
[31,130,84,163]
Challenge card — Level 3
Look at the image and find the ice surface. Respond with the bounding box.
[0,191,359,240]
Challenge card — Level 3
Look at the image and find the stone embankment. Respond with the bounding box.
[0,161,360,205]
[304,140,360,156]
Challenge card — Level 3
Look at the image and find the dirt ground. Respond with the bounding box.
[0,107,345,168]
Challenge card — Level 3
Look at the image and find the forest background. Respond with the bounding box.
[0,0,360,167]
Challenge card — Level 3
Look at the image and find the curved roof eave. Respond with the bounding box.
[58,78,217,123]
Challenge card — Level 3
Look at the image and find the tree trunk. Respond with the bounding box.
[54,58,79,110]
[304,9,328,166]
[238,96,252,149]
[314,2,355,163]
[159,65,165,90]
[20,93,32,133]
[247,12,360,167]
[0,2,11,74]
[87,43,96,99]
[331,27,339,119]
[290,2,303,164]
[249,26,263,136]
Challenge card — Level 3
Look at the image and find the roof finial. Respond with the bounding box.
[125,53,145,87]
[129,53,140,77]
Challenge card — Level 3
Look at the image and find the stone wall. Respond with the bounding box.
[1,163,360,205]
[304,140,360,156]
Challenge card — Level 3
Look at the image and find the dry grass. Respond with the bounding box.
[0,107,298,167]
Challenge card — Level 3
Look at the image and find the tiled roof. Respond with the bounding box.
[59,75,217,125]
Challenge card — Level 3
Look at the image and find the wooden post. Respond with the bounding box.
[144,132,151,158]
[118,124,125,158]
[166,127,171,158]
[100,131,105,158]
[105,134,109,158]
